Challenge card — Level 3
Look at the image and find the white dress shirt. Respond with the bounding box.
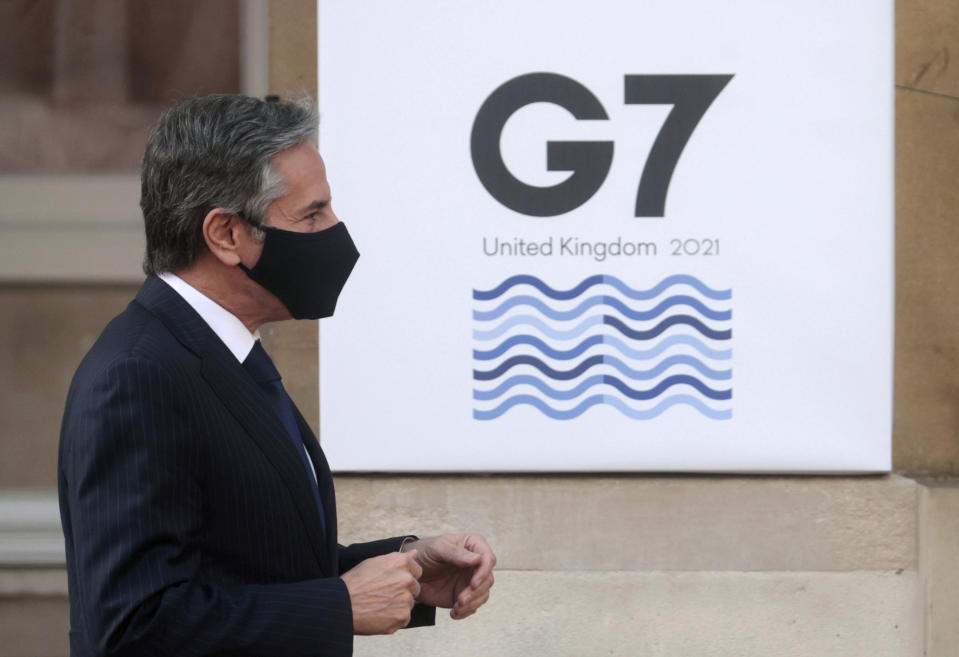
[158,272,260,363]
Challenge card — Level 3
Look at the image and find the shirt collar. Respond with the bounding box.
[158,272,260,363]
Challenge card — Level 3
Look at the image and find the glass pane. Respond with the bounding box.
[0,0,242,173]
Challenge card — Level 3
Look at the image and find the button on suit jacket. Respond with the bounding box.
[58,276,433,657]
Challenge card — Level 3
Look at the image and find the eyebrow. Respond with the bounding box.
[299,200,329,214]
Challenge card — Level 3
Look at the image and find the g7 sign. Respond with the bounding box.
[470,72,733,218]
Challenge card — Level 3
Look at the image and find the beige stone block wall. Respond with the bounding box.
[335,476,927,655]
[269,0,317,102]
[0,596,69,657]
[897,0,959,97]
[0,285,137,489]
[894,0,959,474]
[355,571,921,657]
[334,475,918,572]
[920,482,959,655]
[894,86,959,474]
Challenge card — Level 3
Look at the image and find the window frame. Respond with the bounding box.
[0,0,269,284]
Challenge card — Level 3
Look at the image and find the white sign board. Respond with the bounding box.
[318,1,893,472]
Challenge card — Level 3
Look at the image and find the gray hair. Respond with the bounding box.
[140,94,317,275]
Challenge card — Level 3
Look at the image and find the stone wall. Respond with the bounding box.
[895,0,959,472]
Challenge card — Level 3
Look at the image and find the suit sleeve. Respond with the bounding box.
[338,540,436,628]
[60,356,354,657]
[337,537,408,573]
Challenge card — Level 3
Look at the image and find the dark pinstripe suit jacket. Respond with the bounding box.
[58,276,433,657]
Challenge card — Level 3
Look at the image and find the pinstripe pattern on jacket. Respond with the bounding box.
[58,276,430,657]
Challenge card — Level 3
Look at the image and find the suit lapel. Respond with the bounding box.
[135,276,330,572]
[201,357,331,570]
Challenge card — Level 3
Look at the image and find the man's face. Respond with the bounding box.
[262,141,340,234]
[234,141,342,322]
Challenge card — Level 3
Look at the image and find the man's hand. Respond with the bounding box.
[401,534,496,620]
[340,550,423,634]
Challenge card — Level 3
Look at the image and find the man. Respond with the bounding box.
[58,94,495,657]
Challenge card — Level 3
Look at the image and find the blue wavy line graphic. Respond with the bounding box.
[472,394,732,420]
[473,294,731,322]
[473,373,731,401]
[474,315,602,340]
[473,334,732,361]
[603,315,731,340]
[472,274,733,421]
[474,274,731,302]
[474,354,731,382]
[473,314,731,341]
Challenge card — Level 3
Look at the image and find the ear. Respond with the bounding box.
[201,209,248,266]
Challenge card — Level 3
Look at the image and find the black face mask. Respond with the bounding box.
[239,222,360,319]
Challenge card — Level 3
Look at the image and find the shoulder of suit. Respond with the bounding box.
[72,299,200,391]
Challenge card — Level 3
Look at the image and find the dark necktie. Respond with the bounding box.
[243,340,326,533]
